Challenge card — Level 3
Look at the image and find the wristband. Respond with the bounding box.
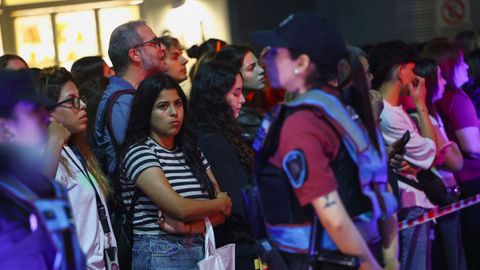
[188,222,192,235]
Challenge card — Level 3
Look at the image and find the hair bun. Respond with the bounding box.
[187,45,201,59]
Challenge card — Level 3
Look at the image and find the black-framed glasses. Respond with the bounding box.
[51,96,86,110]
[131,37,162,49]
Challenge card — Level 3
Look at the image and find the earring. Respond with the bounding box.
[293,68,300,75]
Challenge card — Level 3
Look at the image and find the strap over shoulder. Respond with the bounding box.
[286,89,369,154]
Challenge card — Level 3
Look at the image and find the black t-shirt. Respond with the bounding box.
[196,131,256,254]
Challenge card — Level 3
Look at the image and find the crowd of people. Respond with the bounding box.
[0,13,479,270]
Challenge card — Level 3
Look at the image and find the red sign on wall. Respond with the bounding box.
[437,0,470,28]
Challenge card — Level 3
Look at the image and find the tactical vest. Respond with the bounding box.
[253,89,398,254]
[0,175,86,270]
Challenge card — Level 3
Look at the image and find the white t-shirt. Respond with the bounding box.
[410,112,458,188]
[55,145,116,270]
[380,101,436,209]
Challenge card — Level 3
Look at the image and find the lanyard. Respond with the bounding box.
[62,147,113,242]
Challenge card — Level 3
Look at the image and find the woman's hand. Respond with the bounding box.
[216,192,232,217]
[42,119,71,178]
[409,76,427,107]
[158,212,189,234]
[389,154,418,174]
[48,118,70,145]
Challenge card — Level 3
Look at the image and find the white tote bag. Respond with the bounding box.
[197,217,236,270]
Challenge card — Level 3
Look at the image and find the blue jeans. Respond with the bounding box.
[432,210,467,270]
[399,207,433,270]
[459,179,480,270]
[132,233,204,270]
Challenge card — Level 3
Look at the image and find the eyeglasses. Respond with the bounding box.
[131,37,162,49]
[51,96,86,110]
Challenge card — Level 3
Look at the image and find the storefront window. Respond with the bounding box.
[14,15,56,68]
[56,10,98,69]
[0,26,4,55]
[12,3,140,68]
[5,0,62,5]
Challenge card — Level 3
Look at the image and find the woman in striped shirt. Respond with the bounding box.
[120,73,232,270]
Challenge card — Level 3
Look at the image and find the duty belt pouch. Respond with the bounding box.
[242,185,289,270]
[310,216,360,270]
[311,251,360,270]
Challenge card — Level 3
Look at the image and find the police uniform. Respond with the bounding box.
[253,89,397,269]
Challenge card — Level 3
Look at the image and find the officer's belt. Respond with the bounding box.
[267,215,380,254]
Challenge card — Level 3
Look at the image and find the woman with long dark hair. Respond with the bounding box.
[411,58,466,270]
[71,56,114,87]
[188,61,257,269]
[215,45,268,143]
[38,67,116,270]
[187,38,227,81]
[71,56,113,156]
[423,41,480,270]
[250,14,398,270]
[119,73,232,269]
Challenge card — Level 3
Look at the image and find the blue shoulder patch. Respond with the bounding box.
[282,150,307,189]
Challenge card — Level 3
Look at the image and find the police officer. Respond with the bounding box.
[250,14,399,270]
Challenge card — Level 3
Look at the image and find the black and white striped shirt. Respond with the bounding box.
[120,137,210,234]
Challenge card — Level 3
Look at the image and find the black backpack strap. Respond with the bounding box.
[112,157,140,218]
[396,174,424,191]
[104,89,135,151]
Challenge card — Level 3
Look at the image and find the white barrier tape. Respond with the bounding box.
[398,194,480,231]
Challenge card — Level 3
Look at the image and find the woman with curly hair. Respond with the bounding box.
[188,61,257,270]
[119,73,232,269]
[38,67,117,270]
[187,38,227,81]
[215,45,267,143]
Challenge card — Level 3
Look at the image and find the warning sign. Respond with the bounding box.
[436,0,470,28]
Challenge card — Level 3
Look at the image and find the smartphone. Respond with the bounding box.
[390,130,410,158]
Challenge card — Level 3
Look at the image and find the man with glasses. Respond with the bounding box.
[95,21,168,178]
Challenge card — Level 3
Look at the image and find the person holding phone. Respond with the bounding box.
[368,41,439,270]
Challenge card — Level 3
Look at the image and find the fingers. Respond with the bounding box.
[389,154,405,168]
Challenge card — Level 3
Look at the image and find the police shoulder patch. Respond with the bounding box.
[282,149,307,189]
